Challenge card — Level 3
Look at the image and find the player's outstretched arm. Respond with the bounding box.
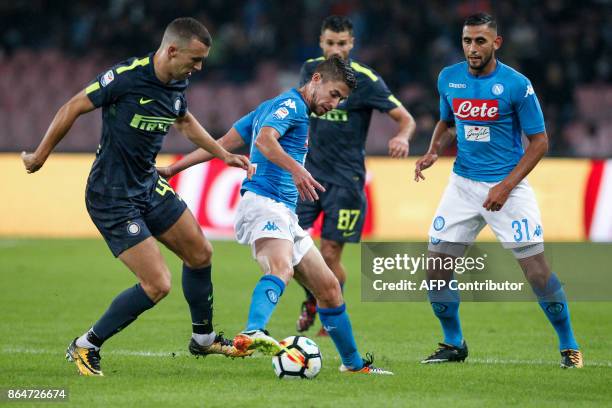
[174,112,252,173]
[254,126,325,201]
[21,90,96,173]
[414,120,456,182]
[157,128,246,179]
[483,132,548,211]
[387,106,416,159]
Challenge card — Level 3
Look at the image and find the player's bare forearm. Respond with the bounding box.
[175,112,230,161]
[165,128,246,176]
[255,126,323,201]
[254,128,302,174]
[387,106,416,158]
[414,121,456,182]
[22,90,95,173]
[427,120,456,155]
[501,132,549,190]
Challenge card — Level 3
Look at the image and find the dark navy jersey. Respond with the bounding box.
[299,57,401,188]
[85,53,188,197]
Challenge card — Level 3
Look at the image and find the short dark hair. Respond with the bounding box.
[321,15,353,35]
[464,12,497,31]
[314,55,356,90]
[163,17,212,47]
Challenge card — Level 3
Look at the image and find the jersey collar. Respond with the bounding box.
[292,87,311,115]
[465,58,501,80]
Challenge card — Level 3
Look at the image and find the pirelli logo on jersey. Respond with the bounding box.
[453,98,499,121]
[129,114,175,133]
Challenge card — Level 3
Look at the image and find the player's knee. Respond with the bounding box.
[184,240,213,268]
[257,255,293,282]
[142,277,171,302]
[316,274,343,306]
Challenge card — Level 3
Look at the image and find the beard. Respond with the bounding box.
[468,51,494,72]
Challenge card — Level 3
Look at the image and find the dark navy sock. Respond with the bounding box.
[92,284,155,344]
[428,287,463,348]
[182,264,214,334]
[318,304,364,370]
[245,275,285,331]
[533,273,578,350]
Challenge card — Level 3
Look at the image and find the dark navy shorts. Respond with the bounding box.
[86,177,187,257]
[296,181,366,243]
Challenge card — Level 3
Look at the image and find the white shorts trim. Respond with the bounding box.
[234,191,314,266]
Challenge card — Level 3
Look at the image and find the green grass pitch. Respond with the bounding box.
[1,239,611,407]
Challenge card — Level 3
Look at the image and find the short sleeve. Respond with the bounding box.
[178,94,188,117]
[511,77,545,136]
[366,76,402,112]
[233,110,256,145]
[260,98,301,137]
[437,71,454,122]
[85,68,131,108]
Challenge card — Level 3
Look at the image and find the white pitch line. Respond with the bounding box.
[3,347,611,367]
[468,357,612,368]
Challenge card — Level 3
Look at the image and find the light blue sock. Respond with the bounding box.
[317,304,364,370]
[533,273,579,350]
[245,275,285,331]
[428,287,463,348]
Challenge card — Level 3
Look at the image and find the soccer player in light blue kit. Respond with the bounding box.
[161,56,392,375]
[415,13,582,368]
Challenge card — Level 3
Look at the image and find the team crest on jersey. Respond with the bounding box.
[273,107,289,120]
[174,98,181,112]
[101,70,114,87]
[281,99,297,112]
[491,83,504,96]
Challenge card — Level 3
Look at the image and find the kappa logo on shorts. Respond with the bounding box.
[262,221,281,232]
[534,225,543,237]
[433,216,446,231]
[266,289,279,304]
[127,222,141,235]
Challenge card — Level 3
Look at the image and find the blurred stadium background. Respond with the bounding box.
[1,0,611,240]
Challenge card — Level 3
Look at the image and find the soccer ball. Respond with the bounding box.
[272,336,322,379]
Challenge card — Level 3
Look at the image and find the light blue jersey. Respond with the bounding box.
[234,88,310,211]
[438,61,545,182]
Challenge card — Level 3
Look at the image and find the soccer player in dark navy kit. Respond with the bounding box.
[295,16,417,335]
[415,13,582,368]
[22,18,253,376]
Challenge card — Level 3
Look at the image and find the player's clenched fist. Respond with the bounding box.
[21,151,46,174]
[292,167,325,202]
[414,152,438,182]
[483,182,512,211]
